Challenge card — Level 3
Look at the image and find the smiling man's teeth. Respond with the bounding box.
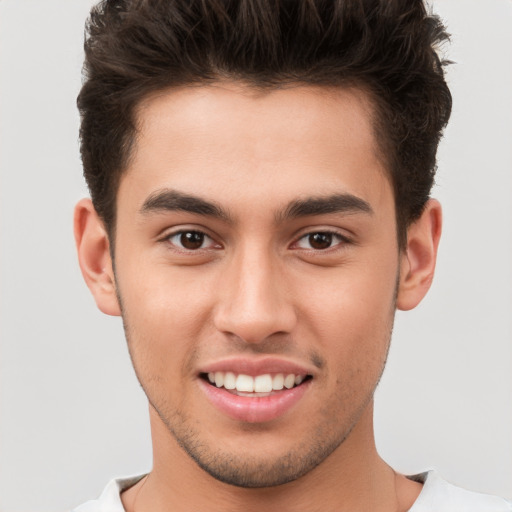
[207,372,306,393]
[223,372,236,390]
[236,374,255,392]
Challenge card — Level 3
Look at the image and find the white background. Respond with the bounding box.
[1,1,511,510]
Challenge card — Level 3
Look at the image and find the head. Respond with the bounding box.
[75,0,450,490]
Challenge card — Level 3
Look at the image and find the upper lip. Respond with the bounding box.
[198,356,315,377]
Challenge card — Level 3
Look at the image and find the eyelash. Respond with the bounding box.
[160,228,351,253]
[162,230,220,252]
[293,231,350,251]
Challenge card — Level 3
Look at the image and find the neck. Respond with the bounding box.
[122,402,421,512]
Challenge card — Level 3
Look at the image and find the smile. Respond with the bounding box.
[198,363,313,423]
[205,372,308,396]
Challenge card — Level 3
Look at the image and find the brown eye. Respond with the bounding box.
[295,231,346,250]
[180,231,204,249]
[167,230,216,250]
[308,233,333,250]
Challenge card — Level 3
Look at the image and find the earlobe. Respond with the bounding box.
[73,198,121,316]
[396,199,442,311]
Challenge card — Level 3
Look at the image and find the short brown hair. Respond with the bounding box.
[77,0,452,247]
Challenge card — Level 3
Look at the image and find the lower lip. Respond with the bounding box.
[199,379,311,423]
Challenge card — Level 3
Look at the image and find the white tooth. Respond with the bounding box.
[284,374,295,389]
[295,375,304,385]
[272,373,284,390]
[208,372,215,384]
[254,374,273,393]
[236,374,254,392]
[224,372,236,390]
[214,372,224,388]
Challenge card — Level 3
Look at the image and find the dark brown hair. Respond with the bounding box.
[77,0,452,247]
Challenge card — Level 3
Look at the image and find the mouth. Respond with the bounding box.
[200,372,312,398]
[198,364,314,423]
[200,371,312,397]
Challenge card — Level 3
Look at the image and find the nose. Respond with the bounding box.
[213,247,297,344]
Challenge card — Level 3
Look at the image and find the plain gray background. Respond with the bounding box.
[1,1,511,510]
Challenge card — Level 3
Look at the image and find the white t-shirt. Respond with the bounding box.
[73,470,512,512]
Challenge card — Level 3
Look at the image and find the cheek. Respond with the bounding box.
[295,261,397,375]
[116,263,218,383]
[298,263,397,334]
[119,258,217,326]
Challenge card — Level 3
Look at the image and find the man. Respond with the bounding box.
[71,1,511,511]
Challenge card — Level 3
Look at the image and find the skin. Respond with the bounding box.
[75,83,441,511]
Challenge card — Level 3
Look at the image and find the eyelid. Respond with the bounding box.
[159,227,223,251]
[291,229,352,250]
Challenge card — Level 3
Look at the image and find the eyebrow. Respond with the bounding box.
[140,189,373,223]
[278,193,373,221]
[140,189,231,221]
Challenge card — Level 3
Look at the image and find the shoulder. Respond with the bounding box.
[409,470,512,512]
[72,475,146,512]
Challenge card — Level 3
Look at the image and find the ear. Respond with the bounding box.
[396,199,442,311]
[73,198,121,316]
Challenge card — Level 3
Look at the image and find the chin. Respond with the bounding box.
[190,451,325,488]
[162,407,350,489]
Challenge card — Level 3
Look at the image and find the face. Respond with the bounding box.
[112,84,400,487]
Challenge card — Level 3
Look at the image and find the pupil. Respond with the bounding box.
[180,231,204,250]
[309,233,332,250]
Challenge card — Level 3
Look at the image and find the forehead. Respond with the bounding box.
[134,83,380,164]
[120,83,391,218]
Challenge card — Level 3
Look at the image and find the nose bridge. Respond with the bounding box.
[214,240,296,343]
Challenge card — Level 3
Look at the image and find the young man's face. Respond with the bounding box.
[77,84,438,487]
